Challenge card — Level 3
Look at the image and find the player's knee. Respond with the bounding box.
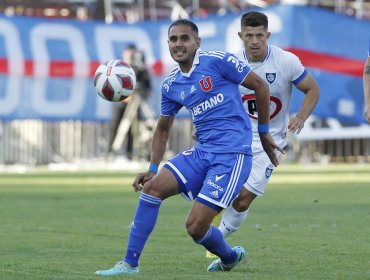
[233,191,255,212]
[142,179,162,198]
[185,220,207,240]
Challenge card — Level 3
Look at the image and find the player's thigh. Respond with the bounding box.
[163,147,206,200]
[197,153,252,209]
[143,167,179,199]
[245,150,281,196]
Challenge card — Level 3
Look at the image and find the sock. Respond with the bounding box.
[124,193,162,267]
[219,207,249,238]
[194,226,237,265]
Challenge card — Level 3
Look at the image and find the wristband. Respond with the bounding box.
[148,162,158,173]
[257,124,269,133]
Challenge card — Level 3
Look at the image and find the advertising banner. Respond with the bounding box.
[0,5,368,124]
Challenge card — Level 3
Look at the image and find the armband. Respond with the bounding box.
[257,124,269,133]
[148,162,158,174]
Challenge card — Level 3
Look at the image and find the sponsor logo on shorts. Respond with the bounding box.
[215,174,226,182]
[207,179,224,191]
[210,190,219,198]
[265,167,273,179]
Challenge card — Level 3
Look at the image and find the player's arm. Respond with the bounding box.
[132,115,174,192]
[241,71,284,167]
[290,73,320,134]
[364,57,370,123]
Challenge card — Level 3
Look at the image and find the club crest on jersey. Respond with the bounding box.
[199,76,213,92]
[265,73,276,84]
[265,167,273,179]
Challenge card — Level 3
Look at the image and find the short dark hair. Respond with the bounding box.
[168,19,199,36]
[241,11,268,29]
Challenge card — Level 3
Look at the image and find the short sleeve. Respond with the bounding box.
[217,52,252,84]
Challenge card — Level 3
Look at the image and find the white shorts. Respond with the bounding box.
[244,150,282,196]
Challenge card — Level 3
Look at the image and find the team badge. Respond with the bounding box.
[199,76,213,92]
[265,73,276,84]
[265,167,273,179]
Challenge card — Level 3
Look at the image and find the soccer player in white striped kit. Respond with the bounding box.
[213,11,320,243]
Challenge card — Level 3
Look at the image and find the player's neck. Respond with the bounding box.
[246,47,268,63]
[179,63,192,73]
[179,53,196,73]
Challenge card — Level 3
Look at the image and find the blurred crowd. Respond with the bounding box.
[1,0,369,22]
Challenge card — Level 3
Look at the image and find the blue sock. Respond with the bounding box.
[124,193,161,267]
[195,226,237,265]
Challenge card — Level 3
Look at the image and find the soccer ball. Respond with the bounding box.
[93,59,136,102]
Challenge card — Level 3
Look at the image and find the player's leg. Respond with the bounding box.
[218,150,277,239]
[218,188,256,238]
[187,201,243,267]
[95,167,179,276]
[206,212,223,258]
[190,152,251,272]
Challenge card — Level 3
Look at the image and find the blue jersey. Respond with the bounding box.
[161,49,253,155]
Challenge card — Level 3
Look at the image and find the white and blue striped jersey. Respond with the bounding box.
[234,45,307,152]
[161,49,252,155]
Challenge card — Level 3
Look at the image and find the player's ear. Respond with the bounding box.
[196,37,201,48]
[238,32,242,39]
[266,31,271,40]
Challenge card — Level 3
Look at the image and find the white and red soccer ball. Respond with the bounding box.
[93,59,136,102]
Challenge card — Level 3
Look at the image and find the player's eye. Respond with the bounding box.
[180,35,190,41]
[169,36,177,42]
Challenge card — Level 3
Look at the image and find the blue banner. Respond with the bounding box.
[0,5,368,123]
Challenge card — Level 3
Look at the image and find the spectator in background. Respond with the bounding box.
[364,40,370,123]
[108,44,152,159]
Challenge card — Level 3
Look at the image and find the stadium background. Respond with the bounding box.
[0,2,369,280]
[0,0,369,165]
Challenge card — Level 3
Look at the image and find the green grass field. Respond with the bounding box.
[0,164,369,280]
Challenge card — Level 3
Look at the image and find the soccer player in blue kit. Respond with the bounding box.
[95,19,283,276]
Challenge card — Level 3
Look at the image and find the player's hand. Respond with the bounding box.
[259,132,285,167]
[132,171,155,192]
[288,116,305,134]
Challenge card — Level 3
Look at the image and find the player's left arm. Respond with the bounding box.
[289,73,320,134]
[242,71,284,167]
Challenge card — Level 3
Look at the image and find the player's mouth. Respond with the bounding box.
[174,48,186,56]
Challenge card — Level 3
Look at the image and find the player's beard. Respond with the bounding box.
[171,47,189,62]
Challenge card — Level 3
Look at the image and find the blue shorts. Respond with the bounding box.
[164,147,252,211]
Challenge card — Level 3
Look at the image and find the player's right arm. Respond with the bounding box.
[289,73,320,134]
[132,115,175,192]
[241,71,284,167]
[364,56,370,123]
